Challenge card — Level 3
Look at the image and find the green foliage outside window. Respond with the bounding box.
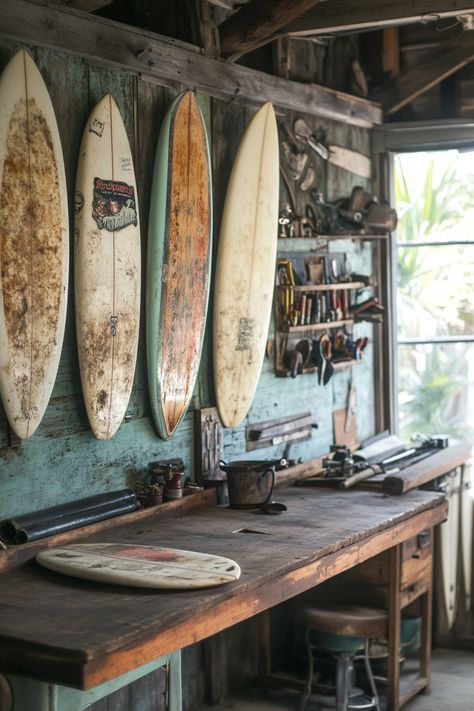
[394,152,474,444]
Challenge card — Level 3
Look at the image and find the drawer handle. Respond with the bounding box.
[417,531,431,548]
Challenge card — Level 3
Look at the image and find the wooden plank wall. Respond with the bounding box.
[0,39,375,519]
[0,29,376,711]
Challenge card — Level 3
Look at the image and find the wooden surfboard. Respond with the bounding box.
[75,94,141,440]
[36,543,241,589]
[0,50,69,440]
[147,91,212,440]
[213,102,279,428]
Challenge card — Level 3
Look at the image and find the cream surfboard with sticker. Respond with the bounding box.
[0,50,69,439]
[36,543,241,589]
[213,102,279,427]
[75,94,140,440]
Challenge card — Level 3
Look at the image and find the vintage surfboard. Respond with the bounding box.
[213,102,279,428]
[439,469,461,629]
[147,91,212,440]
[0,50,69,439]
[36,543,241,589]
[75,94,140,440]
[460,465,473,612]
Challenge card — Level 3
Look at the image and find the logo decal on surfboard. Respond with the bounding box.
[236,317,255,351]
[92,177,137,232]
[109,315,118,336]
[89,117,105,137]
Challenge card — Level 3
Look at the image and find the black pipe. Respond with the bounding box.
[0,489,137,543]
[14,498,142,544]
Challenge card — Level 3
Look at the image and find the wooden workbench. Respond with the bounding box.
[0,486,447,708]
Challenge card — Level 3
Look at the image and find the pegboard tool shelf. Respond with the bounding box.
[275,281,366,292]
[281,319,354,334]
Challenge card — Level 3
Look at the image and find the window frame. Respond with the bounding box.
[375,120,474,434]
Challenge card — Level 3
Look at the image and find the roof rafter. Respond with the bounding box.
[371,31,474,115]
[282,0,474,36]
[218,0,326,59]
[47,0,113,11]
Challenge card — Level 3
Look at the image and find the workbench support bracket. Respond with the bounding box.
[6,650,182,711]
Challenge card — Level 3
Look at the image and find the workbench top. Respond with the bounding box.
[0,488,447,689]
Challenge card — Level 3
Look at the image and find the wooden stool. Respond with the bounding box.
[296,603,388,711]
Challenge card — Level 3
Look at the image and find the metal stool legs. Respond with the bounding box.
[298,634,381,711]
[335,652,352,710]
[361,639,380,711]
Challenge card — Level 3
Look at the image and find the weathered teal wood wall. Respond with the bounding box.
[0,41,376,523]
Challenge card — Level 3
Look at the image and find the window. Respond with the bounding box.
[393,150,474,446]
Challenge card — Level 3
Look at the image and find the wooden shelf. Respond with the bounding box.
[276,281,366,292]
[280,319,354,333]
[277,234,388,252]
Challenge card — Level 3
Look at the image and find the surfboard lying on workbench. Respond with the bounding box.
[0,49,69,439]
[147,91,212,440]
[36,543,241,589]
[213,102,279,428]
[75,94,141,440]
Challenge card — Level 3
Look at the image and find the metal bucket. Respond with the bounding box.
[219,459,277,508]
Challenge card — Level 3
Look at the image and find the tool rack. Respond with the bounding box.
[274,234,385,378]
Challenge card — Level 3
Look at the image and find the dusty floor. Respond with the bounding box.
[198,648,474,710]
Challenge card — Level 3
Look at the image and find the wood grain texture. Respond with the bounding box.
[0,489,217,572]
[383,442,472,494]
[218,0,325,59]
[147,91,212,439]
[0,0,382,127]
[0,488,447,689]
[48,0,113,10]
[0,49,69,439]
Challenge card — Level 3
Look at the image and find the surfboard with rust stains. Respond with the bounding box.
[75,94,140,440]
[0,50,69,439]
[213,102,279,428]
[147,91,212,440]
[36,543,241,589]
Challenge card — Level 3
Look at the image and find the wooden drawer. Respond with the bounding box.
[342,530,432,597]
[401,530,432,591]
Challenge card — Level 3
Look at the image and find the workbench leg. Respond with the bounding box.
[387,544,402,711]
[168,650,182,711]
[5,649,182,711]
[419,575,433,687]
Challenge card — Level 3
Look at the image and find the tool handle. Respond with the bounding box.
[261,468,276,504]
[340,466,379,490]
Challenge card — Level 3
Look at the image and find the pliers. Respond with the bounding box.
[315,334,334,386]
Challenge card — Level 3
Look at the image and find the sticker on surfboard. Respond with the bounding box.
[92,177,137,231]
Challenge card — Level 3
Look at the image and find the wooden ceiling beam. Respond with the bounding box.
[282,0,474,36]
[47,0,113,11]
[218,0,326,59]
[371,32,474,115]
[0,0,382,127]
